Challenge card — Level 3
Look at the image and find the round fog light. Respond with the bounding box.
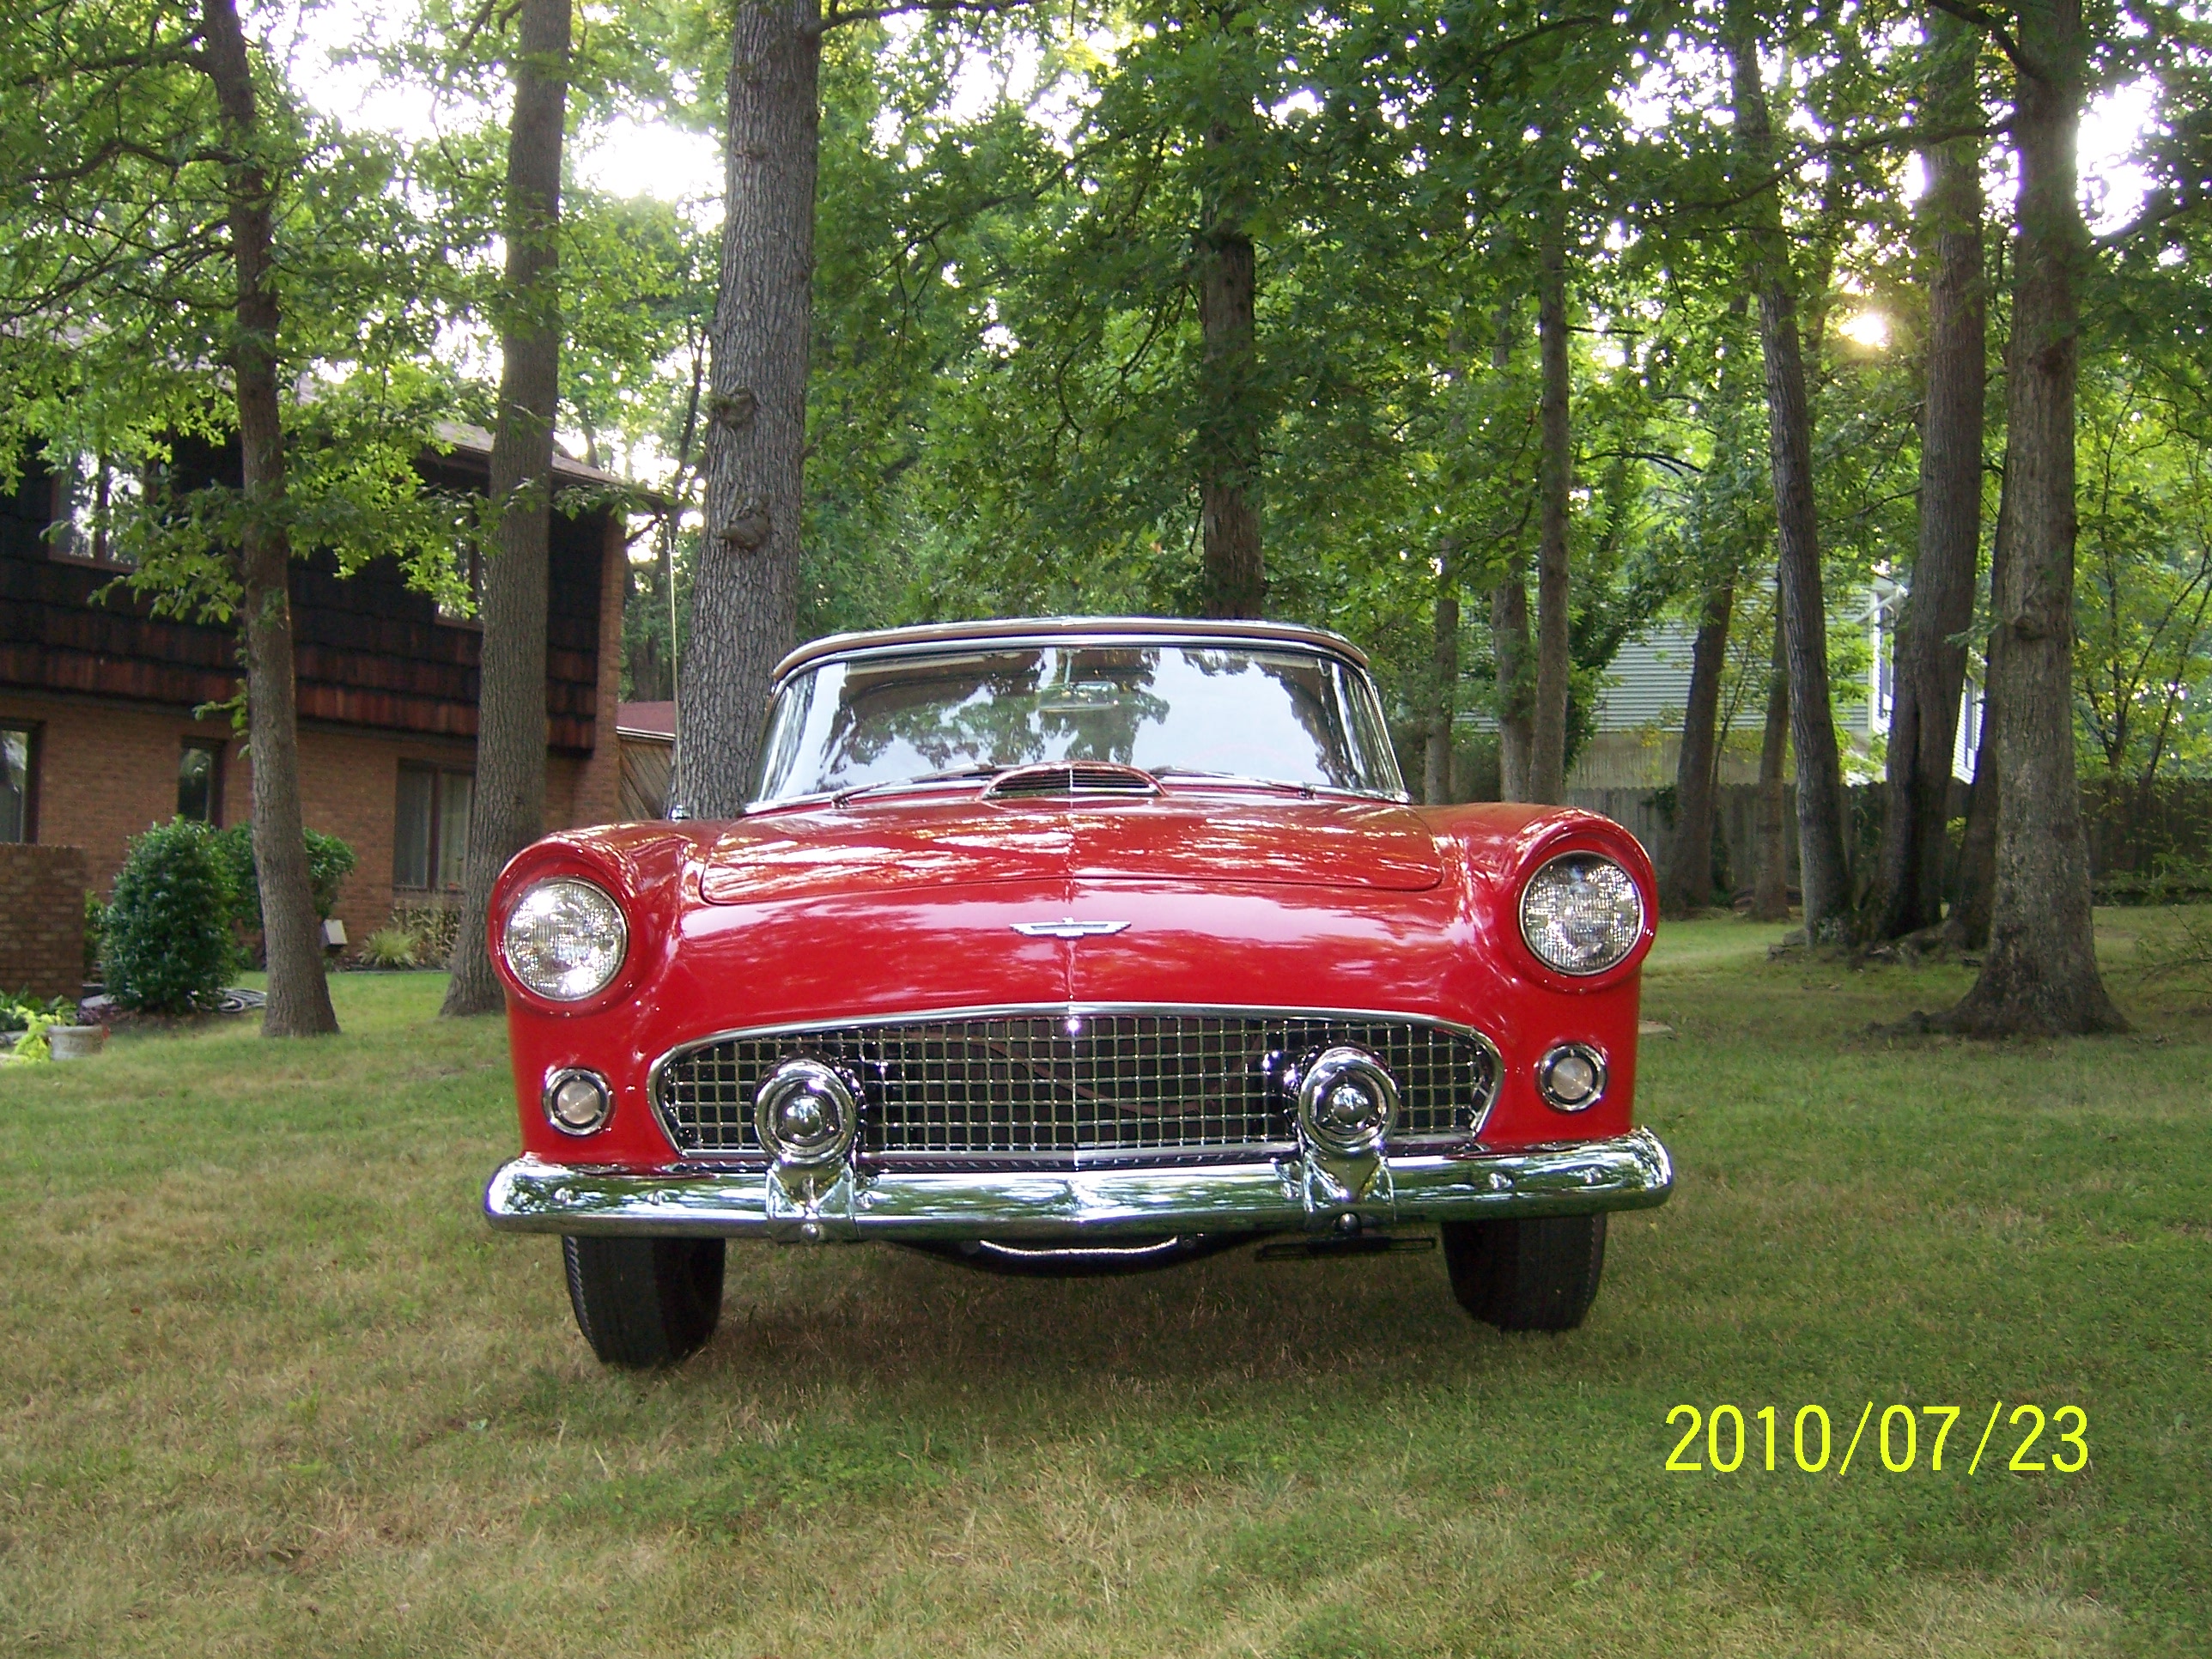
[544,1068,613,1135]
[1294,1046,1399,1158]
[755,1058,860,1167]
[1537,1044,1607,1112]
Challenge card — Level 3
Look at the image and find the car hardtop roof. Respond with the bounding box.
[770,616,1372,685]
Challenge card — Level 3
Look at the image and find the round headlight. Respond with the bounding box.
[501,877,628,1001]
[1519,852,1644,976]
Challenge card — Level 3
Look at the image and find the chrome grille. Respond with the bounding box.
[653,1009,1498,1162]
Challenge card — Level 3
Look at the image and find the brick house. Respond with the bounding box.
[0,429,629,979]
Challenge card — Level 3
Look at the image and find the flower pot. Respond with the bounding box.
[47,1025,107,1060]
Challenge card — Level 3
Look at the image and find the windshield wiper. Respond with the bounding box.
[1150,767,1317,796]
[833,764,1010,806]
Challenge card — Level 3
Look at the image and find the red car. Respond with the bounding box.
[484,617,1672,1366]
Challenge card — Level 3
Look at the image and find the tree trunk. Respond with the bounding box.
[1660,583,1734,915]
[1197,148,1262,619]
[200,0,337,1038]
[445,0,571,1018]
[1941,0,2123,1034]
[1951,681,1999,946]
[1492,573,1534,800]
[1950,453,2012,948]
[1425,562,1459,805]
[1753,616,1791,921]
[1529,180,1573,804]
[678,0,821,817]
[1869,15,1986,940]
[1724,0,1854,939]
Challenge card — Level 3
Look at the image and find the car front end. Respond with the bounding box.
[483,619,1673,1363]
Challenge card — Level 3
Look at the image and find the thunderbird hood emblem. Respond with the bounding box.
[1010,918,1131,939]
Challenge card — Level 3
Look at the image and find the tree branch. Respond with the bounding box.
[1922,0,2035,81]
[2094,185,2207,248]
[815,0,1028,35]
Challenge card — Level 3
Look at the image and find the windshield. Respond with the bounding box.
[750,642,1407,806]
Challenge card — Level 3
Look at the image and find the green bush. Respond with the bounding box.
[103,820,238,1014]
[0,992,76,1035]
[391,902,460,965]
[82,888,103,982]
[207,824,358,929]
[360,927,420,970]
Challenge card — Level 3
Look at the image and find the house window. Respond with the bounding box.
[394,763,473,890]
[178,741,223,824]
[46,453,141,566]
[437,545,483,627]
[1,724,33,842]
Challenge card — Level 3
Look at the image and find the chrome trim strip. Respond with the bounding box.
[690,1133,1473,1174]
[751,773,1408,815]
[645,1002,1506,1158]
[769,620,1375,688]
[483,1127,1674,1242]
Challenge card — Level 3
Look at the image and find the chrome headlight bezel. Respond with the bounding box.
[1535,1043,1608,1112]
[1518,851,1645,978]
[501,876,629,1003]
[544,1066,615,1135]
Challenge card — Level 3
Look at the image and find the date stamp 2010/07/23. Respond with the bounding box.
[1664,1402,2089,1475]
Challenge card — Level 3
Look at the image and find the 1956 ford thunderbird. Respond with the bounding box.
[483,617,1673,1366]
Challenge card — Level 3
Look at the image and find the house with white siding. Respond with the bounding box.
[1556,587,1982,791]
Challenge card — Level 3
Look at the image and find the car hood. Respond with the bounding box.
[697,792,1444,905]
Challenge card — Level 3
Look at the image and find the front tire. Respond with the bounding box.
[1442,1213,1607,1332]
[561,1236,726,1368]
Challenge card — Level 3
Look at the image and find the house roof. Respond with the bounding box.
[431,422,657,499]
[617,700,675,740]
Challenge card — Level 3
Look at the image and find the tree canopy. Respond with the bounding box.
[9,0,2212,1030]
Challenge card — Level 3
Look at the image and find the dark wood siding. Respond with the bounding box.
[1,451,605,753]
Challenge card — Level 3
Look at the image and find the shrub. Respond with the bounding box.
[83,889,104,982]
[1,992,75,1035]
[207,824,358,929]
[391,902,460,966]
[6,1005,67,1062]
[360,927,421,970]
[103,819,238,1014]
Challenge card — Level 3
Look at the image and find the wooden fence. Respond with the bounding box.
[1570,776,2212,902]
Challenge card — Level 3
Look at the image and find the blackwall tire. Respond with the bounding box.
[561,1236,726,1368]
[1441,1213,1607,1333]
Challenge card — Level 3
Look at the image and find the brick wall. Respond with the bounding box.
[2,514,627,955]
[0,842,88,1001]
[289,722,480,947]
[0,692,238,883]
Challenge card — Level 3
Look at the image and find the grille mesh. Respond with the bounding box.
[653,1011,1497,1161]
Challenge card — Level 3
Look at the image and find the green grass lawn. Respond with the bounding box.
[1,919,2206,1657]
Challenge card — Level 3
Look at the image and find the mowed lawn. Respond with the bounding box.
[1,917,2206,1658]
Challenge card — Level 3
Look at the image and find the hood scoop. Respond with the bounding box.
[986,762,1162,801]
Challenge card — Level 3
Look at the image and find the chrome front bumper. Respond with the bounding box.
[483,1127,1673,1243]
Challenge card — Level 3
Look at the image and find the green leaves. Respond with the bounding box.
[102,819,239,1016]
